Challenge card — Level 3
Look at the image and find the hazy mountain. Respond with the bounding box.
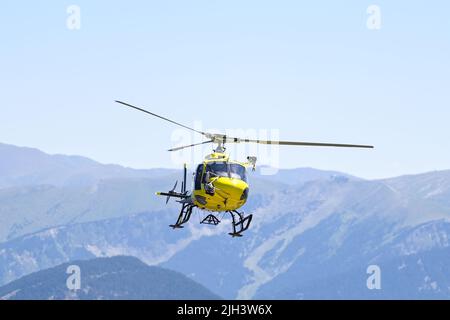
[2,172,450,299]
[254,166,358,186]
[0,256,220,300]
[0,142,176,189]
[1,142,450,299]
[161,177,450,299]
[0,209,189,285]
[0,178,180,242]
[383,170,450,209]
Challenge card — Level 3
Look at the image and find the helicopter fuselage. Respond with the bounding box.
[191,152,249,212]
[192,176,248,211]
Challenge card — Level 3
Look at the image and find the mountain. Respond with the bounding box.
[383,170,450,209]
[160,177,450,299]
[0,256,220,300]
[0,178,179,242]
[0,142,176,189]
[2,172,450,299]
[254,166,358,186]
[1,142,450,299]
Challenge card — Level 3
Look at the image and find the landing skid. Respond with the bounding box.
[169,206,252,237]
[228,210,253,237]
[169,203,194,229]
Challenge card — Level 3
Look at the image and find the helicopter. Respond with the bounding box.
[116,100,373,237]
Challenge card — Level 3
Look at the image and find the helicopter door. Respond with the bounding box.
[194,164,204,190]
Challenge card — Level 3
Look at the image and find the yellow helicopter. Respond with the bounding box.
[116,100,373,237]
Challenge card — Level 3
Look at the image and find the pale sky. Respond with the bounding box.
[1,1,449,179]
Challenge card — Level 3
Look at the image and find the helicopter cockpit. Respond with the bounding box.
[194,161,247,191]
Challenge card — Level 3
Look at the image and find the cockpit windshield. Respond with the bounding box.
[204,162,247,182]
[207,162,228,178]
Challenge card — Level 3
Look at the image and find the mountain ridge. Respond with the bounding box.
[0,142,178,189]
[3,141,450,186]
[1,142,450,299]
[0,255,221,300]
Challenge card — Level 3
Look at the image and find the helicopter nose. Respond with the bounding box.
[214,178,248,199]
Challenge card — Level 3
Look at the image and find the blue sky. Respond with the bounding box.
[1,1,449,179]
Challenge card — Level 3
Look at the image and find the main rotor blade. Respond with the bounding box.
[227,137,374,149]
[168,140,214,152]
[115,100,206,136]
[115,100,374,150]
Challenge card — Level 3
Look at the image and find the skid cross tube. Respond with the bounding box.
[201,214,221,225]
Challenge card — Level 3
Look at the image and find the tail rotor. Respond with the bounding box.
[157,164,190,204]
[165,181,178,204]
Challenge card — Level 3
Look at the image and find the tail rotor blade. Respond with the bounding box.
[166,181,178,204]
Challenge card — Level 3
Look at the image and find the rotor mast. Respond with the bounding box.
[204,133,227,153]
[214,141,226,153]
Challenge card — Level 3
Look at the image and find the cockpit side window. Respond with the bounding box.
[194,164,203,190]
[229,163,247,182]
